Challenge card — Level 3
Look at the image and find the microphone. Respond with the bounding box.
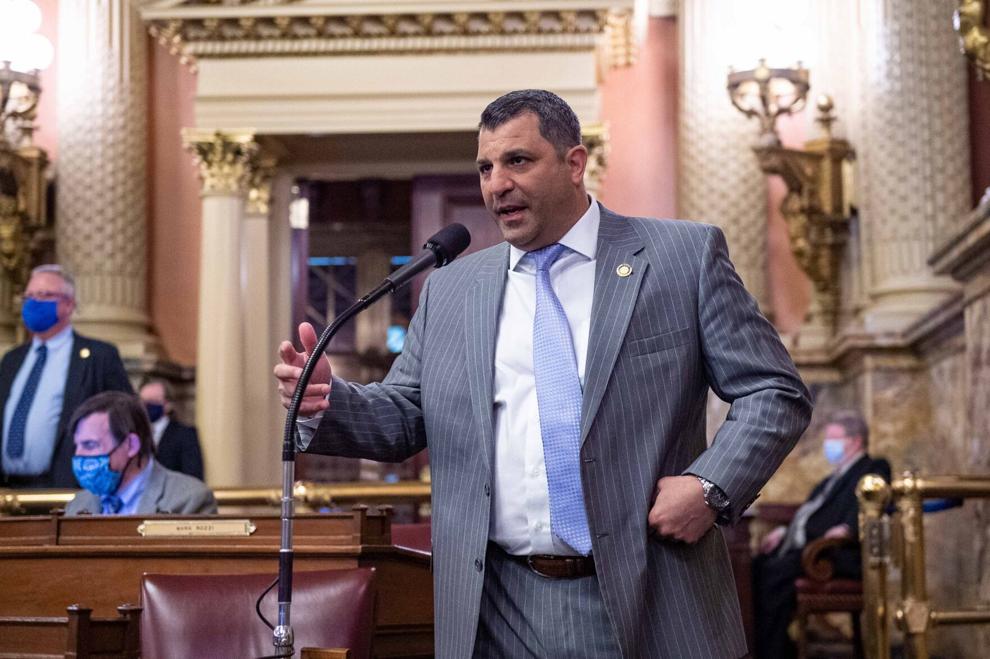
[358,223,471,303]
[273,221,470,654]
[384,222,472,293]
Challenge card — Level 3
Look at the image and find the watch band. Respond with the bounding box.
[696,476,731,514]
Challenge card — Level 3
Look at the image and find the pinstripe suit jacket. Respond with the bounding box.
[307,205,813,658]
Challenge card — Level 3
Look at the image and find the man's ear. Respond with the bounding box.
[126,433,142,458]
[566,144,589,184]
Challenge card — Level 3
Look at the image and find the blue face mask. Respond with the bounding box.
[823,439,846,465]
[21,298,59,334]
[72,441,127,496]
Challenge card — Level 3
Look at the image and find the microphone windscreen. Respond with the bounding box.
[426,223,471,266]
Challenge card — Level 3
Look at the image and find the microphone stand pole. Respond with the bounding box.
[274,281,397,657]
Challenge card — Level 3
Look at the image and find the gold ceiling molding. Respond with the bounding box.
[140,1,632,70]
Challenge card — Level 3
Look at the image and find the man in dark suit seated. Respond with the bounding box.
[65,391,216,516]
[139,378,204,481]
[0,264,133,488]
[752,409,891,659]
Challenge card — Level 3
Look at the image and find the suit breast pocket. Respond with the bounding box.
[626,326,693,357]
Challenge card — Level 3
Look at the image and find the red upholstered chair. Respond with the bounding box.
[140,569,375,659]
[391,522,431,554]
[794,537,863,659]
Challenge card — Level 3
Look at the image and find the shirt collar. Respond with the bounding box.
[116,458,154,509]
[31,324,73,350]
[508,195,600,271]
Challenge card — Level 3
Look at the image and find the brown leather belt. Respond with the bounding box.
[506,551,596,579]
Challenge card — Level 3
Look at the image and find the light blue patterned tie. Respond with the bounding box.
[530,243,592,555]
[6,344,47,459]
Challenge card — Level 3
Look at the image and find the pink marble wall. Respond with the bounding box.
[598,16,678,219]
[147,41,201,365]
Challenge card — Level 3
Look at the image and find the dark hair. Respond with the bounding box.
[69,391,154,457]
[479,89,582,157]
[826,409,870,449]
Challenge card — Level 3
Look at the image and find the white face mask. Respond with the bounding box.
[823,438,846,465]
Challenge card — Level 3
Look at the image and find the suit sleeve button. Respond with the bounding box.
[474,558,483,572]
[484,484,490,496]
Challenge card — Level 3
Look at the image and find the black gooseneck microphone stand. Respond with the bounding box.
[273,223,470,657]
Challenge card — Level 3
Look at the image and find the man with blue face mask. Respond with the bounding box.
[0,265,133,488]
[65,391,216,516]
[751,410,891,658]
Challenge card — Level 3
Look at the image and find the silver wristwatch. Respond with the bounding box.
[696,476,731,515]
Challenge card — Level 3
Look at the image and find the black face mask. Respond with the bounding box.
[144,403,165,423]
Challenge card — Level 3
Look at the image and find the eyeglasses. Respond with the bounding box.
[24,290,70,302]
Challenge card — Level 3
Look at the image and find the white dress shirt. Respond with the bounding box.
[296,199,601,556]
[150,416,170,449]
[2,325,73,476]
[490,200,599,556]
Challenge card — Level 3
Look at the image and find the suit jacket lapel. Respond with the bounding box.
[581,207,647,443]
[76,491,102,514]
[465,244,510,476]
[136,460,166,515]
[61,333,85,425]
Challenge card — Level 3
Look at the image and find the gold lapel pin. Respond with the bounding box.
[79,348,91,359]
[616,263,633,278]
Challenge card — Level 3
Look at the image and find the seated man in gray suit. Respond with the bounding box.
[65,391,216,516]
[275,89,812,658]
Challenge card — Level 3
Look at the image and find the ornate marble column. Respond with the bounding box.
[677,0,769,313]
[183,130,256,487]
[857,0,970,332]
[56,0,158,357]
[242,157,280,486]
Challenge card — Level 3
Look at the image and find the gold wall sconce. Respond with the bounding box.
[727,59,810,147]
[728,62,854,332]
[955,0,990,78]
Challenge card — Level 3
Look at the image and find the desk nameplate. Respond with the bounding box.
[136,519,256,537]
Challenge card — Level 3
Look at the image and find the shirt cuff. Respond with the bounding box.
[294,393,328,451]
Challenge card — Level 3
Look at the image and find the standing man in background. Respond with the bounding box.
[139,378,205,481]
[0,264,132,488]
[276,90,813,658]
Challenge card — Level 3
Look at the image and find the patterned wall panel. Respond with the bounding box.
[677,0,769,311]
[56,0,151,347]
[858,0,969,302]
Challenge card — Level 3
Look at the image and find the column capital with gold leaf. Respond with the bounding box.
[182,129,258,197]
[582,123,610,198]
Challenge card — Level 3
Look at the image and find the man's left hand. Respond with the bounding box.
[648,475,717,544]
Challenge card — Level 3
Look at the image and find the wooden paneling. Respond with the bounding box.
[0,511,433,659]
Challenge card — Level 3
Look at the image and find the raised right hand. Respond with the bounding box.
[273,322,333,416]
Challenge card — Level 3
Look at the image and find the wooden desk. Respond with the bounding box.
[0,510,432,659]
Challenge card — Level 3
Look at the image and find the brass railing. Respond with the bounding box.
[858,473,990,659]
[0,480,431,515]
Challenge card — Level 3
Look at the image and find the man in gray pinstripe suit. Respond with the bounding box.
[276,90,813,658]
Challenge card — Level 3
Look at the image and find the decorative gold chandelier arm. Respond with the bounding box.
[956,0,990,78]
